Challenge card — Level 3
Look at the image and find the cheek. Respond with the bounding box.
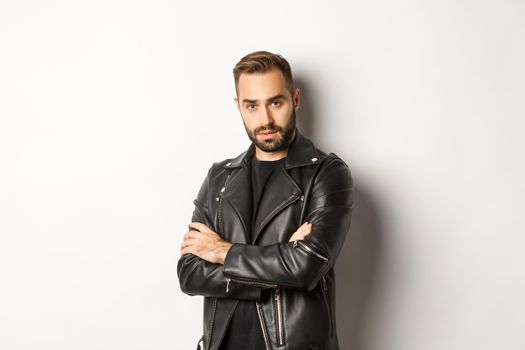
[240,114,254,129]
[276,108,293,124]
[245,121,258,133]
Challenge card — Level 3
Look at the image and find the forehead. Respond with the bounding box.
[237,68,290,101]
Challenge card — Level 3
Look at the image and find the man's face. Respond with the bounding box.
[234,68,300,153]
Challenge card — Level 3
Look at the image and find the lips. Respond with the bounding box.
[259,130,278,139]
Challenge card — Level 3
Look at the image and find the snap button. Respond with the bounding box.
[215,197,219,202]
[220,187,225,193]
[311,157,318,162]
[292,189,298,195]
[226,162,232,166]
[300,195,304,201]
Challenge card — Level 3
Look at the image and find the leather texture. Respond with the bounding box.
[178,129,354,350]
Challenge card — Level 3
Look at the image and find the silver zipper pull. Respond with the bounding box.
[292,240,298,248]
[226,277,231,293]
[321,276,328,291]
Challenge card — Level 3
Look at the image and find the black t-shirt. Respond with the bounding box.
[218,155,286,350]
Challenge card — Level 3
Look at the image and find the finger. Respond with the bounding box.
[299,228,313,238]
[300,231,311,239]
[299,222,312,230]
[298,225,312,235]
[296,234,308,239]
[289,232,302,242]
[181,246,195,256]
[295,223,308,234]
[183,234,201,244]
[289,222,313,242]
[180,237,197,250]
[298,222,309,229]
[302,223,312,231]
[189,222,209,233]
[295,232,308,240]
[183,231,199,240]
[290,226,309,241]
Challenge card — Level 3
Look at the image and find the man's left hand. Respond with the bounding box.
[180,222,233,265]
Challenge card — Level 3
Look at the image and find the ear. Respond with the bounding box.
[293,87,301,111]
[234,97,240,111]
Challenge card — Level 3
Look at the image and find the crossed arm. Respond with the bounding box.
[180,221,313,264]
[177,157,353,299]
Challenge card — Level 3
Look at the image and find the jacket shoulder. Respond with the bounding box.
[315,146,351,171]
[314,149,353,187]
[206,152,246,179]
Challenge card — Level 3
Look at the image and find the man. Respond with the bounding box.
[178,51,354,350]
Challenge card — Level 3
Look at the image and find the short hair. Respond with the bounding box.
[233,50,295,96]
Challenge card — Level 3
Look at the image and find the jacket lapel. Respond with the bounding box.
[221,128,321,244]
[251,168,302,243]
[222,165,251,244]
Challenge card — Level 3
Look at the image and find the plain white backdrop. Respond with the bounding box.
[1,0,524,349]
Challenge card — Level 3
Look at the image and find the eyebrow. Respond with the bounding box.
[241,94,287,104]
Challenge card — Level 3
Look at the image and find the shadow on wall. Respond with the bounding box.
[294,77,318,141]
[336,186,382,350]
[296,76,382,350]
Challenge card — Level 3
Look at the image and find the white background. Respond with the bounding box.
[1,1,524,349]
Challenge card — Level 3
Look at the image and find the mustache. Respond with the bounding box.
[256,125,282,134]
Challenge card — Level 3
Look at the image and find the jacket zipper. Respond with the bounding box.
[206,172,230,350]
[252,192,301,244]
[225,277,278,293]
[219,170,279,293]
[293,240,329,262]
[218,195,224,234]
[274,289,285,346]
[217,172,231,236]
[207,298,217,350]
[321,275,334,336]
[256,301,271,350]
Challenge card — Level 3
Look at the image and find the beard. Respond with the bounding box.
[243,108,297,153]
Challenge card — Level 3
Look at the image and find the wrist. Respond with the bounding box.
[217,241,233,265]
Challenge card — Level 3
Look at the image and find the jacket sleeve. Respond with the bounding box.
[222,156,354,291]
[177,164,263,300]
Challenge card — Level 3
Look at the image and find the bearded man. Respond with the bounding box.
[178,50,354,350]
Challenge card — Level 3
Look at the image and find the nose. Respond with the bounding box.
[259,105,273,126]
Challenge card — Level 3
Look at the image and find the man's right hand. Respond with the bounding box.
[288,222,313,242]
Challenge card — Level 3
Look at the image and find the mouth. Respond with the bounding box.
[258,130,278,139]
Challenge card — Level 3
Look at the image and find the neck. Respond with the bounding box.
[254,148,288,161]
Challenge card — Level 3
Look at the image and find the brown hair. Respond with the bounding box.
[233,50,295,96]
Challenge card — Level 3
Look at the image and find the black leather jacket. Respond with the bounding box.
[178,129,354,350]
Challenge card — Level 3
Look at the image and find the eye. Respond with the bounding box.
[271,100,282,107]
[246,104,256,111]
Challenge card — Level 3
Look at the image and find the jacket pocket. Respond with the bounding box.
[273,289,286,346]
[320,275,334,336]
[256,301,272,350]
[293,240,329,262]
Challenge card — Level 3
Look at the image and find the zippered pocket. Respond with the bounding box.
[321,275,334,336]
[293,240,329,262]
[273,289,285,346]
[256,301,271,350]
[225,277,278,293]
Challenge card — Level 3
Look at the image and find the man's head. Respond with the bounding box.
[233,51,300,157]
